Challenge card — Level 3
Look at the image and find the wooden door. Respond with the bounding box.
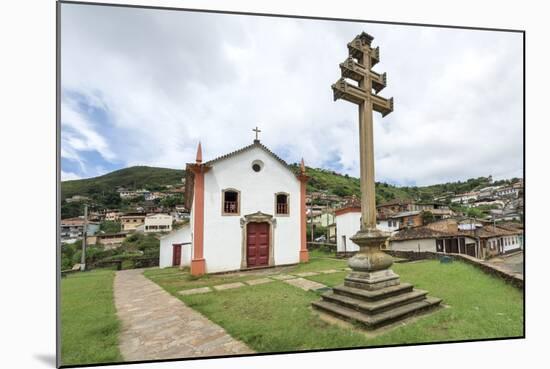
[172,244,182,266]
[247,222,269,267]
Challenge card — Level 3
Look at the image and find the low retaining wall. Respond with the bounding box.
[383,250,523,290]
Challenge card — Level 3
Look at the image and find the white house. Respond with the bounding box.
[159,225,192,268]
[165,139,309,275]
[450,191,480,204]
[334,206,399,254]
[144,213,173,233]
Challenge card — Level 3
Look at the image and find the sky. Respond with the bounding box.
[60,4,523,186]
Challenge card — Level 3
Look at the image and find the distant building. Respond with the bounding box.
[96,232,128,250]
[376,198,415,219]
[65,195,90,203]
[334,205,399,254]
[120,213,146,231]
[494,186,519,199]
[389,218,523,259]
[311,212,335,227]
[105,210,123,221]
[175,205,188,213]
[390,210,423,228]
[144,192,167,201]
[450,191,480,204]
[60,217,100,243]
[144,213,173,233]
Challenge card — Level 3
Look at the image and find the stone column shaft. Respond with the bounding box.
[358,49,377,231]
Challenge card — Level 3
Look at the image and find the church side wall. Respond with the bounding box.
[336,212,361,253]
[202,147,301,273]
[159,225,191,268]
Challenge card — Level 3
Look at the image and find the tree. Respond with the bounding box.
[421,210,435,225]
[100,220,122,234]
[333,185,351,197]
[161,194,183,209]
[61,202,84,219]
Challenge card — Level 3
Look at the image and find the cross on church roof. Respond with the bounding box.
[253,126,261,142]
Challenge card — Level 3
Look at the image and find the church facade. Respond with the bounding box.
[160,138,309,275]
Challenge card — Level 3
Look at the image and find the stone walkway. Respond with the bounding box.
[176,267,347,296]
[114,269,253,361]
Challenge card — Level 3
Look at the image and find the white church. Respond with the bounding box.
[159,134,309,275]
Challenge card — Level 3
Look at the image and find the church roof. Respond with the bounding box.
[184,140,298,211]
[203,140,292,170]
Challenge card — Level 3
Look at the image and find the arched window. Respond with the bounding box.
[275,193,289,215]
[222,189,240,215]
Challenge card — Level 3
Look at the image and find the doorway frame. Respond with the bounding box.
[240,211,276,269]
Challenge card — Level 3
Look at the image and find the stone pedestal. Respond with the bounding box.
[312,228,442,329]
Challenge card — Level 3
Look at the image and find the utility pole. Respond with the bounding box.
[80,204,88,271]
[310,194,315,242]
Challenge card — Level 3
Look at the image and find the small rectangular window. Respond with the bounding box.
[275,193,289,215]
[222,189,240,215]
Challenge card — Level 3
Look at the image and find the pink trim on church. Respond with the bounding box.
[298,159,309,263]
[191,143,206,276]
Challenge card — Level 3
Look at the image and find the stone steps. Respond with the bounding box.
[321,289,429,315]
[312,296,442,329]
[333,282,414,302]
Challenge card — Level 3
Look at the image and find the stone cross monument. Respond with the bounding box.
[312,32,441,329]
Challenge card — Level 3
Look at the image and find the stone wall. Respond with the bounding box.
[383,250,523,290]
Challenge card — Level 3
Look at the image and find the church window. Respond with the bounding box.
[251,159,264,172]
[222,189,240,215]
[275,193,289,215]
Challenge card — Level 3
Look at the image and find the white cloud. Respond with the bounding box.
[61,170,82,181]
[60,4,523,185]
[61,95,116,170]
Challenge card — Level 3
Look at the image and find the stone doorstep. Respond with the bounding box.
[283,277,327,291]
[245,278,275,286]
[213,282,246,291]
[178,287,212,296]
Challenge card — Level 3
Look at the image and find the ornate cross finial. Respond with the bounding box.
[253,126,261,142]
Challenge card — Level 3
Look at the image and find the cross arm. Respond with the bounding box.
[339,57,387,92]
[332,78,394,116]
[347,41,380,67]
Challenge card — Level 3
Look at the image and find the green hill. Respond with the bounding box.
[288,165,412,204]
[289,164,515,205]
[61,165,518,215]
[61,166,185,201]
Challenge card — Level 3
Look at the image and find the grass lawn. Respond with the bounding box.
[307,260,524,345]
[144,249,348,291]
[144,267,264,291]
[61,269,122,366]
[146,256,523,353]
[285,249,348,273]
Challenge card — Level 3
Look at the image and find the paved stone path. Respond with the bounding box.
[114,269,253,361]
[174,267,349,296]
[283,277,327,291]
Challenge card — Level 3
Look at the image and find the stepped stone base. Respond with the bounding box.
[312,270,442,330]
